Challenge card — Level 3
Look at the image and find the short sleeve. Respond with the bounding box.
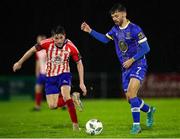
[105,26,115,40]
[132,25,147,44]
[69,42,82,62]
[35,38,53,51]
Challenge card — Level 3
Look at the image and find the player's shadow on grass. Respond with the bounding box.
[51,123,85,130]
[141,124,153,131]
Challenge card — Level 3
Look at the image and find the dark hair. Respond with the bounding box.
[51,25,66,36]
[109,3,126,15]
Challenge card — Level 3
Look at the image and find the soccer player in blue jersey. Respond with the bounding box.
[81,3,156,134]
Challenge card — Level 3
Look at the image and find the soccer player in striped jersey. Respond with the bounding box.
[34,34,47,111]
[81,3,155,134]
[13,25,87,131]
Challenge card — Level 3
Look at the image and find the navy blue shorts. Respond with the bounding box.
[36,74,46,85]
[45,72,72,95]
[122,64,147,92]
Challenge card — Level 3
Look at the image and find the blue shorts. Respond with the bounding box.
[45,72,72,95]
[122,64,147,92]
[36,74,46,85]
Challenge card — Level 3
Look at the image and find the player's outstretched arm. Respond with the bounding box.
[13,46,37,72]
[81,21,110,43]
[76,60,87,96]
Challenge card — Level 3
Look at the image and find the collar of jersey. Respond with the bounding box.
[55,39,68,49]
[119,20,130,30]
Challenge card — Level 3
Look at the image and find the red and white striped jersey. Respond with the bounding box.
[36,38,81,77]
[35,49,47,74]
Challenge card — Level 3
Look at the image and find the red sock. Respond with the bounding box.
[57,95,66,107]
[35,93,42,106]
[66,99,78,123]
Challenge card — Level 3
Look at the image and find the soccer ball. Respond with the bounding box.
[85,119,103,135]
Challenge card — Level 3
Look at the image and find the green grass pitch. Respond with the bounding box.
[0,97,180,138]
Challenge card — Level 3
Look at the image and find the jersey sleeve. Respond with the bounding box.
[106,26,115,40]
[35,38,52,51]
[69,42,82,62]
[132,25,147,44]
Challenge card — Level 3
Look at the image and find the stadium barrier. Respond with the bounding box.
[0,76,35,100]
[0,73,180,100]
[139,73,180,97]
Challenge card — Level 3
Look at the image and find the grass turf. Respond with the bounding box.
[0,97,180,138]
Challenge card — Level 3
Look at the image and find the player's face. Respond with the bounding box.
[53,34,66,47]
[111,11,126,26]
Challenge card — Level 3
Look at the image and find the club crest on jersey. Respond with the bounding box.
[118,40,128,52]
[52,56,62,64]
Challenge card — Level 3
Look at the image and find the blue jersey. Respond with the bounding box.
[89,20,149,92]
[106,21,147,68]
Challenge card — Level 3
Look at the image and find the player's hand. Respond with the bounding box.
[13,62,22,72]
[81,22,92,33]
[123,58,135,69]
[79,83,87,96]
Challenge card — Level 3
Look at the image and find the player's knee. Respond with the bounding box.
[63,96,71,101]
[35,91,42,94]
[126,91,136,99]
[35,85,43,92]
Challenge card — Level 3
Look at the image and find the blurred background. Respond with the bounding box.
[0,0,180,100]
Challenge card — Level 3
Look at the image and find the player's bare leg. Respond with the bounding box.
[61,85,80,131]
[126,79,156,129]
[34,84,43,110]
[46,94,59,109]
[126,78,141,134]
